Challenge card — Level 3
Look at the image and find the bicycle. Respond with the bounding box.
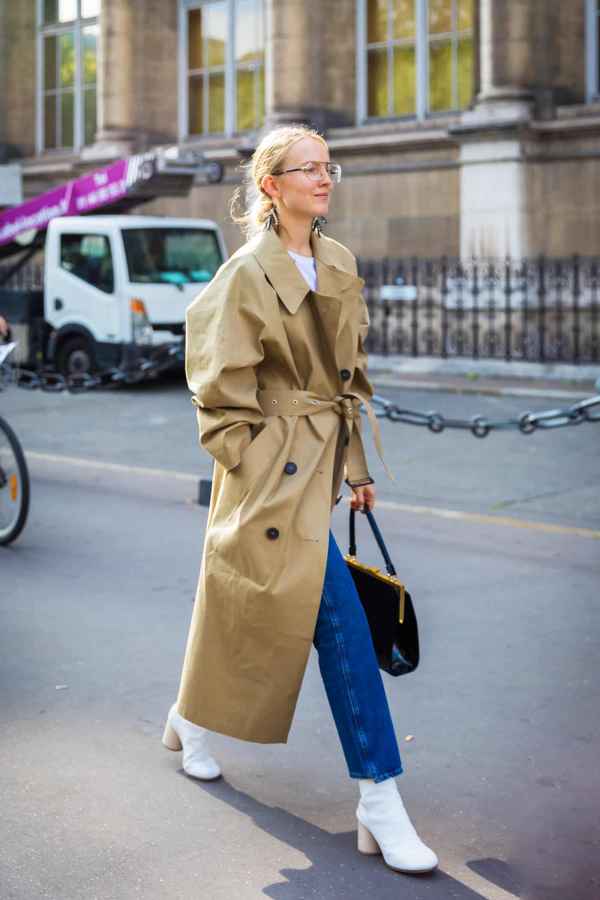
[0,342,30,545]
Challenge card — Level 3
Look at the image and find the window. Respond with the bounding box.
[235,0,265,131]
[122,228,223,285]
[179,0,265,138]
[358,0,474,122]
[38,0,100,152]
[585,0,600,102]
[60,233,114,293]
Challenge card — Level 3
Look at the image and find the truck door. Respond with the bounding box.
[47,231,119,341]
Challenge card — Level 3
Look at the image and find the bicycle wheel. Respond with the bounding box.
[0,415,30,545]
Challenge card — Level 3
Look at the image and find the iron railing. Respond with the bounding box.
[357,255,600,363]
[0,260,44,290]
[3,255,600,364]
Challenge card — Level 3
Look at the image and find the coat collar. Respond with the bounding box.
[251,226,364,314]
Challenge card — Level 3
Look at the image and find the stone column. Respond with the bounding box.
[263,0,355,133]
[476,0,535,118]
[264,0,319,130]
[82,0,137,160]
[453,0,538,259]
[0,0,7,158]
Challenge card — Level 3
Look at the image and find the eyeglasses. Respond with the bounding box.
[272,161,342,183]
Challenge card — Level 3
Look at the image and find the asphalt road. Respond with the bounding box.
[1,373,599,900]
[1,371,599,531]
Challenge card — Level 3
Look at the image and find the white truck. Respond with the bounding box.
[0,148,227,377]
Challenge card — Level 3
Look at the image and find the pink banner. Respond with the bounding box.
[0,158,129,248]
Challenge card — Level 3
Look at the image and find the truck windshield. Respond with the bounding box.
[122,228,222,285]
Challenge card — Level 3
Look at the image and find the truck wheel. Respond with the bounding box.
[56,336,95,377]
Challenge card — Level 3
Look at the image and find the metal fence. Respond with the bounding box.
[0,261,44,291]
[356,256,600,363]
[3,255,600,364]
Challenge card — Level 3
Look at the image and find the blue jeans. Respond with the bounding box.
[312,529,403,783]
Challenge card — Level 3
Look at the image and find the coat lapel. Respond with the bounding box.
[252,228,310,315]
[252,226,366,376]
[311,232,366,378]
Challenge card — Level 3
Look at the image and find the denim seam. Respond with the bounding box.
[348,766,404,782]
[321,583,378,780]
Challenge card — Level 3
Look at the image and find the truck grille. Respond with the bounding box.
[151,322,184,335]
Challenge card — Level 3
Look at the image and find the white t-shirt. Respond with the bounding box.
[288,249,317,292]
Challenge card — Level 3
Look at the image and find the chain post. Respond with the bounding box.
[504,255,512,362]
[538,254,546,362]
[572,254,581,364]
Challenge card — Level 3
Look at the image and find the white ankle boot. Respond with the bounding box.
[162,703,222,780]
[356,777,438,873]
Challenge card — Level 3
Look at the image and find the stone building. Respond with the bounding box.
[1,0,600,260]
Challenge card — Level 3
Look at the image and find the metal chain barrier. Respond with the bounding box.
[370,393,600,437]
[2,340,599,438]
[0,340,185,394]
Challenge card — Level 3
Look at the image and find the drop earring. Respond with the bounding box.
[312,216,327,236]
[266,204,280,231]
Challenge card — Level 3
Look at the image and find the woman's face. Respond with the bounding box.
[263,136,333,222]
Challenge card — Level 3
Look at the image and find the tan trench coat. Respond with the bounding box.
[176,226,394,743]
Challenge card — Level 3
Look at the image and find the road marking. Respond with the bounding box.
[441,863,521,900]
[26,450,199,482]
[27,450,600,540]
[358,497,600,540]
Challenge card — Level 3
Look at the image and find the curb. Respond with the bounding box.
[370,374,596,401]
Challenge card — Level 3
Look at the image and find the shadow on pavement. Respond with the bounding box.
[467,858,522,896]
[185,773,508,899]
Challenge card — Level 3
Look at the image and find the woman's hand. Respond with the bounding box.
[349,482,376,512]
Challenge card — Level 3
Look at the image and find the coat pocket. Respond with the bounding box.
[238,421,277,478]
[216,421,277,518]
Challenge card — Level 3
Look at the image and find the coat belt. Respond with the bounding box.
[257,388,396,484]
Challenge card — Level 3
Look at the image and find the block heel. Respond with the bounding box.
[357,819,381,855]
[162,719,182,751]
[356,779,439,873]
[161,703,222,779]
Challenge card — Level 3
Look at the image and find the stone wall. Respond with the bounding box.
[526,132,600,256]
[2,0,600,260]
[478,0,586,108]
[146,141,462,260]
[265,0,356,129]
[2,3,37,158]
[143,174,244,256]
[129,0,179,146]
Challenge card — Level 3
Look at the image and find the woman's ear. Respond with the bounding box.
[260,173,278,201]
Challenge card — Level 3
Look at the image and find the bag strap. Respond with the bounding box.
[348,507,397,577]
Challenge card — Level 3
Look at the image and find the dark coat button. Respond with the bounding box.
[266,527,279,540]
[284,461,297,475]
[340,368,352,380]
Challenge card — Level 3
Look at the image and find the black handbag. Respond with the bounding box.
[344,507,419,676]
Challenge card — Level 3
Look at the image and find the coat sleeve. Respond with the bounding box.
[185,263,266,472]
[344,257,375,486]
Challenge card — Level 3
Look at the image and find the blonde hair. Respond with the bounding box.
[230,124,328,239]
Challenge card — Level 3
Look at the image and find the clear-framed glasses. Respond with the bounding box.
[272,161,342,183]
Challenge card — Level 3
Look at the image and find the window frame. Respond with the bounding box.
[121,226,224,285]
[585,0,599,103]
[36,0,100,154]
[59,231,115,294]
[178,0,265,140]
[356,0,474,124]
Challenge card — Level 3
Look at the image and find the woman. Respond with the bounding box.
[162,125,438,875]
